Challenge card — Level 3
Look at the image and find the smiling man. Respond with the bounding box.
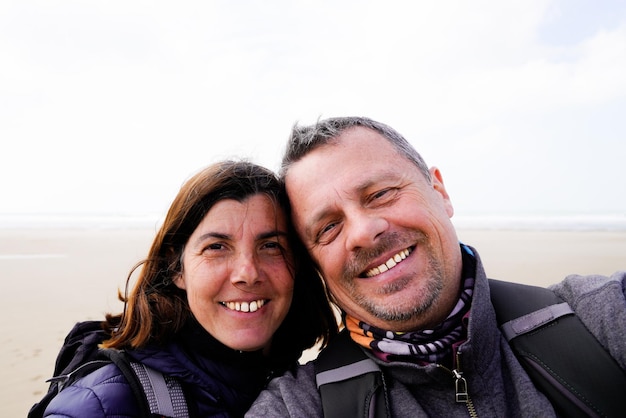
[245,116,626,418]
[285,125,462,333]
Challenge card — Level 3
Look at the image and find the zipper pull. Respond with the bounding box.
[453,369,469,403]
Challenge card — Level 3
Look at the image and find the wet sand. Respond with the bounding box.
[2,227,625,417]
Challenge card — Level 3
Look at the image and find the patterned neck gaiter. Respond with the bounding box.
[345,244,476,368]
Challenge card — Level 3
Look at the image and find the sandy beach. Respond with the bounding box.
[3,226,625,417]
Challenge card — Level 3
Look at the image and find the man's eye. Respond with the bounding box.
[370,188,398,205]
[321,223,336,234]
[316,222,338,244]
[373,188,390,199]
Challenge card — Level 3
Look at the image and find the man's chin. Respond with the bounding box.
[362,293,440,330]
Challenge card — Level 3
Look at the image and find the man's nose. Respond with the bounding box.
[345,211,388,251]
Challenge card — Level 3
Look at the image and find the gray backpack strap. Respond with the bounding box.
[314,330,389,418]
[315,358,380,387]
[499,301,573,341]
[130,362,189,418]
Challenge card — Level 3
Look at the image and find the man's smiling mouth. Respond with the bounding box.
[364,247,413,278]
[221,299,267,312]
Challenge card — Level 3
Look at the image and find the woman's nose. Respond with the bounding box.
[230,253,261,286]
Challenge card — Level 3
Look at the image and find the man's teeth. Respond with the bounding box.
[223,299,266,312]
[365,248,412,278]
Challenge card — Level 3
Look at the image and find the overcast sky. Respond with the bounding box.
[1,0,625,220]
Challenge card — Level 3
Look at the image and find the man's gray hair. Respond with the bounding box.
[279,116,431,183]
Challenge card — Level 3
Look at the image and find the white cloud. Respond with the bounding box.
[1,0,624,217]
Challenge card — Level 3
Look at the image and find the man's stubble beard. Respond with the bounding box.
[339,231,444,325]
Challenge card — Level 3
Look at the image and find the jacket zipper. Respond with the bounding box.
[452,368,477,418]
[439,351,478,418]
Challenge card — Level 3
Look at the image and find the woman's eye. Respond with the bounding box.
[205,243,224,251]
[261,240,287,256]
[263,241,280,249]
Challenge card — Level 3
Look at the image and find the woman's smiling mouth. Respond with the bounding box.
[221,299,267,313]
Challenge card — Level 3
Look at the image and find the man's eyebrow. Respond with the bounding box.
[302,178,384,241]
[355,178,379,194]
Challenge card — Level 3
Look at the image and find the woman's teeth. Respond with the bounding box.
[223,299,266,312]
[365,248,412,278]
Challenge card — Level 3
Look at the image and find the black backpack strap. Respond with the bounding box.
[53,321,109,375]
[314,329,389,418]
[489,279,626,418]
[102,349,154,417]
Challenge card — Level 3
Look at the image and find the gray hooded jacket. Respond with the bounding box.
[246,248,626,417]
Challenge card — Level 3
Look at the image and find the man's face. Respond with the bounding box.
[285,127,462,331]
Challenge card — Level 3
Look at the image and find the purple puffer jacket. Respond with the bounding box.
[43,362,141,417]
[43,319,291,418]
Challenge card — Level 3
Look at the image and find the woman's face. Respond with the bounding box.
[175,194,294,353]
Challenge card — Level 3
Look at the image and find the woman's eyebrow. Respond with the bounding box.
[194,230,288,246]
[194,232,229,247]
[257,231,289,240]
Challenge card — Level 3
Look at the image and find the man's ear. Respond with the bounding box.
[429,166,454,218]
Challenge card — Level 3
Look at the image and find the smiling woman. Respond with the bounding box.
[174,194,295,354]
[36,160,338,418]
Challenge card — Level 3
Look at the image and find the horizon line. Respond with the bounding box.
[0,213,625,231]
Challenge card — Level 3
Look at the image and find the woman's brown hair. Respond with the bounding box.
[102,160,338,364]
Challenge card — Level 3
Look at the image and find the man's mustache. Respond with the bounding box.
[340,231,426,280]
